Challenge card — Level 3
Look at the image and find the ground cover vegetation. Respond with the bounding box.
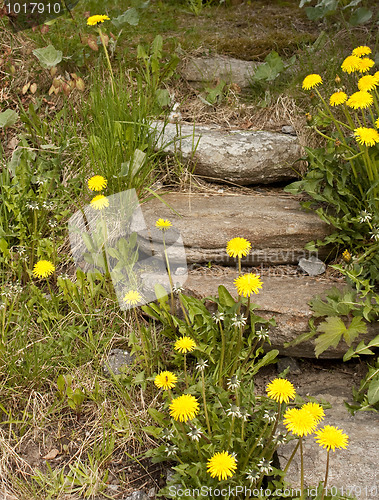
[0,0,378,497]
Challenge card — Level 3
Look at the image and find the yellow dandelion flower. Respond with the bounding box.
[154,371,177,390]
[226,237,251,259]
[375,117,379,129]
[354,127,379,147]
[32,260,55,278]
[283,407,318,437]
[88,175,107,191]
[315,425,349,451]
[302,402,325,424]
[169,394,199,422]
[123,290,142,306]
[329,91,347,106]
[358,75,379,92]
[266,378,296,404]
[87,15,110,26]
[357,57,375,73]
[342,249,352,262]
[341,55,361,74]
[302,74,323,90]
[174,336,196,353]
[346,91,373,110]
[155,218,172,231]
[90,194,109,210]
[207,451,237,481]
[352,46,371,57]
[234,273,263,297]
[374,71,379,82]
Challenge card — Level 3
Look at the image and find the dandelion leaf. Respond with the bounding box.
[32,45,62,69]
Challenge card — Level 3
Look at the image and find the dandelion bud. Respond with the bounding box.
[335,74,341,84]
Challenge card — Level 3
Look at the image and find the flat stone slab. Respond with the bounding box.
[277,371,379,499]
[182,268,379,358]
[152,121,301,185]
[181,54,261,89]
[139,192,333,265]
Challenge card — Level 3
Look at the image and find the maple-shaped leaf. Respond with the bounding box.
[315,317,346,357]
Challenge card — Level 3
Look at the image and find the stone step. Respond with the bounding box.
[182,268,379,359]
[139,192,333,265]
[180,54,261,90]
[152,121,301,186]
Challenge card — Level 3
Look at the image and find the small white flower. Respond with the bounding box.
[58,273,70,280]
[187,426,202,442]
[162,428,175,440]
[48,219,58,228]
[274,433,287,445]
[257,458,273,475]
[256,327,269,341]
[172,283,184,294]
[42,201,55,210]
[358,211,372,223]
[0,302,5,310]
[195,359,208,372]
[231,314,246,328]
[245,468,260,484]
[212,311,225,323]
[165,444,178,457]
[239,406,250,421]
[227,375,240,390]
[26,201,39,210]
[17,246,26,255]
[263,409,277,423]
[369,228,379,241]
[226,404,241,418]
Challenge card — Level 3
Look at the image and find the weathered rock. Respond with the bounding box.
[278,387,379,499]
[139,193,333,265]
[181,55,261,89]
[182,269,379,358]
[123,492,149,500]
[152,121,301,185]
[299,255,326,276]
[276,356,302,375]
[103,349,134,376]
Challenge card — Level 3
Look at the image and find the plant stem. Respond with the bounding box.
[98,27,115,95]
[321,450,330,500]
[218,321,226,387]
[300,437,305,499]
[201,370,212,436]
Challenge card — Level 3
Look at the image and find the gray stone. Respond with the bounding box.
[299,255,326,276]
[281,125,296,135]
[278,392,379,499]
[148,487,156,498]
[139,192,333,265]
[103,349,134,377]
[152,121,301,185]
[182,269,379,358]
[277,356,301,375]
[123,492,149,500]
[180,54,261,89]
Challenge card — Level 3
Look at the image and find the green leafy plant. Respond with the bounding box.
[299,0,374,26]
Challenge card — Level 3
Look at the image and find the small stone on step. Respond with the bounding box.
[298,255,326,276]
[281,125,297,135]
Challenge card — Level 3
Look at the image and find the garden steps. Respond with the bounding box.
[182,268,379,359]
[139,192,332,265]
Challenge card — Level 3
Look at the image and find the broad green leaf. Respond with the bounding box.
[253,51,284,82]
[315,317,346,357]
[367,375,379,405]
[155,88,171,107]
[142,426,162,438]
[343,316,367,345]
[0,109,19,128]
[218,285,235,307]
[349,7,372,25]
[111,8,140,29]
[32,45,62,69]
[148,408,167,426]
[309,296,338,317]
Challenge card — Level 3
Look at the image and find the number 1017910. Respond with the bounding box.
[6,3,62,15]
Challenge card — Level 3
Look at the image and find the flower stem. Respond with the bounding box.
[321,450,330,500]
[98,27,115,94]
[300,437,305,499]
[201,370,212,436]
